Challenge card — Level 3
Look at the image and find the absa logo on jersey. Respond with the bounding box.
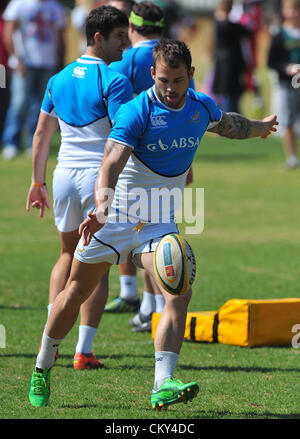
[72,66,87,78]
[151,115,168,128]
[146,137,200,152]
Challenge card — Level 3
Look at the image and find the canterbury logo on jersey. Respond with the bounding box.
[151,115,168,128]
[72,66,87,78]
[146,137,201,151]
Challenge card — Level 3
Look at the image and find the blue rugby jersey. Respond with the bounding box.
[108,86,222,223]
[41,55,133,167]
[109,86,222,176]
[110,39,195,95]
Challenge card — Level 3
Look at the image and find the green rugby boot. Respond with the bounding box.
[151,378,199,411]
[29,367,51,407]
[104,296,140,313]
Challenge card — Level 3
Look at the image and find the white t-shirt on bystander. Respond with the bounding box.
[3,0,66,69]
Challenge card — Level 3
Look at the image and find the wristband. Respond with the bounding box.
[32,182,46,187]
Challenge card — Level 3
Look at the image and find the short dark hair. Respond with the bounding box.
[108,0,135,8]
[152,39,192,73]
[86,5,129,46]
[130,1,164,37]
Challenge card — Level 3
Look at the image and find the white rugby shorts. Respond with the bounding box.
[74,213,179,265]
[53,167,99,232]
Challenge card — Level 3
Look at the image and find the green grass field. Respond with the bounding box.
[0,132,300,420]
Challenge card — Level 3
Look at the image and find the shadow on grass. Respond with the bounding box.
[1,354,298,375]
[195,410,300,420]
[0,353,153,363]
[60,403,98,409]
[179,364,300,373]
[0,353,38,359]
[57,360,153,370]
[0,353,124,361]
[0,305,44,311]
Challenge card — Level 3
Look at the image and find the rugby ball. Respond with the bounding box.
[154,233,196,296]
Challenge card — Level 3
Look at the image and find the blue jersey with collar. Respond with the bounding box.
[42,55,133,125]
[110,39,160,95]
[41,55,133,167]
[110,39,195,95]
[109,87,222,177]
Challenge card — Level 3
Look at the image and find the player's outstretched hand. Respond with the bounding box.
[26,185,50,218]
[79,211,105,246]
[260,114,279,139]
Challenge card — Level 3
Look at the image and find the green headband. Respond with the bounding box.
[129,11,164,28]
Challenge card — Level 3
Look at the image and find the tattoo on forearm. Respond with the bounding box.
[211,112,252,139]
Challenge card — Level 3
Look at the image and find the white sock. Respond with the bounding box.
[153,351,179,391]
[47,304,53,319]
[36,332,63,370]
[43,304,53,331]
[75,325,97,354]
[119,275,139,300]
[155,294,165,313]
[140,291,156,316]
[286,155,299,167]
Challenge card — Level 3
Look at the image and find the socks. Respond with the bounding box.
[153,351,179,391]
[36,332,63,370]
[119,275,139,300]
[140,291,156,316]
[75,325,97,355]
[47,304,52,319]
[42,303,52,330]
[286,155,299,168]
[155,294,165,313]
[45,307,97,356]
[140,292,165,316]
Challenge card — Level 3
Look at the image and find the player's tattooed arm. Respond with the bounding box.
[208,112,278,140]
[208,112,251,139]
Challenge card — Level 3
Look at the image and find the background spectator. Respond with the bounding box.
[0,1,10,144]
[268,0,300,168]
[2,0,66,160]
[212,0,251,113]
[231,1,264,107]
